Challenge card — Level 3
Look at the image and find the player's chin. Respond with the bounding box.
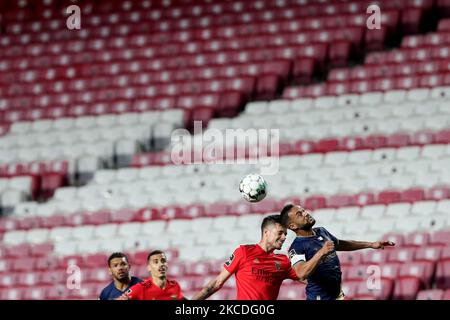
[275,241,284,249]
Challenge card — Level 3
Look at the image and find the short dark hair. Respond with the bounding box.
[261,214,283,234]
[147,250,165,262]
[108,252,129,267]
[280,204,295,228]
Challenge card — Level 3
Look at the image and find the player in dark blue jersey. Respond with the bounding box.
[280,204,394,300]
[99,252,142,300]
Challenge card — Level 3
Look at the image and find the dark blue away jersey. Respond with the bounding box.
[99,276,142,300]
[288,227,342,300]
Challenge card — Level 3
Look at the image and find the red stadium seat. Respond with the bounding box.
[379,263,402,280]
[86,210,112,225]
[134,208,161,222]
[249,198,278,214]
[35,256,62,271]
[292,141,316,155]
[417,289,444,300]
[401,188,425,202]
[445,289,450,300]
[326,195,355,208]
[441,246,450,261]
[399,261,435,287]
[40,215,66,229]
[415,246,443,263]
[377,190,402,205]
[436,260,450,289]
[430,231,450,246]
[228,202,251,216]
[347,265,371,281]
[364,135,388,149]
[5,243,31,258]
[404,232,430,247]
[303,196,327,210]
[388,248,416,263]
[425,186,450,200]
[316,138,341,153]
[205,202,230,217]
[63,255,85,268]
[110,209,138,223]
[46,285,69,300]
[17,216,42,230]
[434,129,450,143]
[392,277,421,300]
[361,250,390,265]
[356,278,394,300]
[40,172,67,199]
[84,254,109,268]
[338,251,362,266]
[32,243,54,257]
[12,258,36,272]
[386,133,410,148]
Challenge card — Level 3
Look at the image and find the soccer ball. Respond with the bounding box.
[239,174,268,202]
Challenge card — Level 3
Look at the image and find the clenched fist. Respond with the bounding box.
[319,241,335,256]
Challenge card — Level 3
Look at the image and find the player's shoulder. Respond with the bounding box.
[314,226,330,235]
[168,279,181,287]
[99,283,112,299]
[133,278,152,289]
[131,276,143,285]
[238,244,256,253]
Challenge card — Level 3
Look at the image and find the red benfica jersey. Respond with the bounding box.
[126,277,183,300]
[224,244,298,300]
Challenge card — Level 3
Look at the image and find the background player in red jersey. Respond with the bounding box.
[117,250,185,300]
[192,215,302,300]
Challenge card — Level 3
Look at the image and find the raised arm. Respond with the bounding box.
[292,241,335,281]
[335,240,395,251]
[191,268,232,300]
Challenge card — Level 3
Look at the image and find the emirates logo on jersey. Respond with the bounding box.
[274,262,281,271]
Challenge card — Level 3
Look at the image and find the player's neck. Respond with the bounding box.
[114,277,131,291]
[297,228,315,237]
[152,276,167,289]
[257,241,275,254]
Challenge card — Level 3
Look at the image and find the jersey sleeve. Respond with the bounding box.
[288,240,307,266]
[223,246,245,274]
[320,227,339,245]
[286,257,299,280]
[126,283,144,300]
[98,288,106,300]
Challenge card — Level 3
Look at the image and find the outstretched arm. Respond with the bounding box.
[191,268,232,300]
[336,240,395,251]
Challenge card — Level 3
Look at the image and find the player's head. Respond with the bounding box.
[280,204,316,232]
[260,214,287,250]
[108,252,131,282]
[147,250,168,279]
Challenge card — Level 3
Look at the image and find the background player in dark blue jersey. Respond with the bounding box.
[280,204,395,300]
[99,252,142,300]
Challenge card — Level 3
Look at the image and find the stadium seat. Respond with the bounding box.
[416,289,444,300]
[392,277,422,300]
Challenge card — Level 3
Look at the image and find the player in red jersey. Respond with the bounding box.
[192,215,301,300]
[117,250,185,300]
